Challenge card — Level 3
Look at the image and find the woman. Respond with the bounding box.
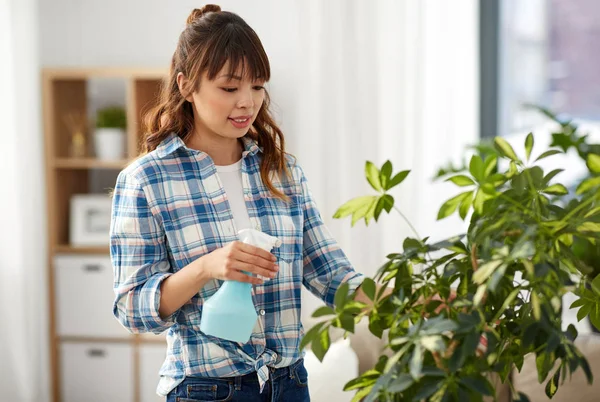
[110,5,369,401]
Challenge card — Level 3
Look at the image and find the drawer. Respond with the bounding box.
[60,342,134,402]
[55,254,130,338]
[139,344,169,402]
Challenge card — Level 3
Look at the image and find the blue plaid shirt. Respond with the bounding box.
[110,133,365,395]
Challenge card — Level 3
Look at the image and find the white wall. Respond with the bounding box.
[38,0,302,135]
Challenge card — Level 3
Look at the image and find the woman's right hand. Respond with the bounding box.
[197,241,279,284]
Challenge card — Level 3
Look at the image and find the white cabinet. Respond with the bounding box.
[139,344,168,402]
[60,342,134,402]
[55,254,131,338]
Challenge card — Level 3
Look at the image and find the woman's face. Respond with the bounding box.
[178,62,266,140]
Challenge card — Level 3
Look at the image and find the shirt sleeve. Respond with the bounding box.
[297,165,365,307]
[110,170,178,334]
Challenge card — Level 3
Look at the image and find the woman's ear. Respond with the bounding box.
[176,72,194,103]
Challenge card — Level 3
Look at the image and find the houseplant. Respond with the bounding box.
[94,106,127,160]
[300,108,600,401]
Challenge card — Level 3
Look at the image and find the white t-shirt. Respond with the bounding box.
[215,159,252,231]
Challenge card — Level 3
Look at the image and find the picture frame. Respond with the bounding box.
[69,194,112,247]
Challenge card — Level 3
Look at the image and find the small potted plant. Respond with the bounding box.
[94,106,127,160]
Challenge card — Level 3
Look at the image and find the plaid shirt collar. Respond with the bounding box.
[156,132,262,159]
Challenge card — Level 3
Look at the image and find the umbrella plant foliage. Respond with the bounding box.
[301,109,600,401]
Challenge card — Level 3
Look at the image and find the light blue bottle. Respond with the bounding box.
[200,229,281,343]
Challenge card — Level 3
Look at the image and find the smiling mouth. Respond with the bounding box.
[230,117,250,123]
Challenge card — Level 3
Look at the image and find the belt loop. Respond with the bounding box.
[235,375,242,391]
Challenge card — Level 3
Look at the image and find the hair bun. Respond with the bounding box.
[186,4,222,25]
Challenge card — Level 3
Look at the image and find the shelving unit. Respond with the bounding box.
[42,68,168,402]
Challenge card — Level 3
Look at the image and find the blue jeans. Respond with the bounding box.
[166,358,310,402]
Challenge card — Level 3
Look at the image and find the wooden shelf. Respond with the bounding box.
[58,335,135,344]
[43,67,166,402]
[54,245,110,255]
[43,67,167,80]
[54,158,129,170]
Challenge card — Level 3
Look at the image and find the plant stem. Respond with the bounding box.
[497,192,538,221]
[393,205,421,240]
[523,167,542,217]
[561,193,598,223]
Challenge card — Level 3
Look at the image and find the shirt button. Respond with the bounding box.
[273,353,277,359]
[254,224,261,230]
[259,309,265,316]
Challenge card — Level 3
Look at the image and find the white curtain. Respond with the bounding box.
[283,0,479,316]
[0,0,48,401]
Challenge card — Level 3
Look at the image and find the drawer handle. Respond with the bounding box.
[87,349,106,358]
[83,264,102,272]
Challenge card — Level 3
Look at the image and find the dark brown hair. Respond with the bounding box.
[143,4,291,200]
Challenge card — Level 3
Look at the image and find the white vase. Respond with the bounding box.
[94,128,125,160]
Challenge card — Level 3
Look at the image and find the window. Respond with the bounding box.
[484,0,600,137]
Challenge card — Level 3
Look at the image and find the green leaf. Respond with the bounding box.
[447,175,475,187]
[592,274,600,295]
[361,197,378,226]
[545,368,561,398]
[551,132,579,152]
[577,176,600,194]
[508,160,519,178]
[542,169,564,187]
[312,328,331,361]
[461,376,493,396]
[368,314,384,338]
[437,192,470,220]
[536,351,554,383]
[585,206,600,218]
[578,222,600,233]
[535,149,562,162]
[474,285,487,307]
[350,386,373,402]
[334,282,350,311]
[532,292,541,320]
[300,322,326,351]
[469,155,485,181]
[570,297,586,309]
[379,161,393,190]
[483,155,498,177]
[587,153,600,174]
[525,132,534,161]
[374,194,394,221]
[365,161,382,192]
[333,195,378,220]
[473,188,489,214]
[590,306,600,332]
[480,182,498,196]
[388,170,410,189]
[494,137,519,161]
[387,373,414,393]
[543,183,568,195]
[579,354,594,384]
[343,372,379,391]
[338,313,356,333]
[420,335,446,352]
[514,392,532,402]
[312,306,335,318]
[360,277,376,301]
[473,260,504,284]
[459,191,473,220]
[577,303,591,322]
[410,345,424,379]
[493,288,521,322]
